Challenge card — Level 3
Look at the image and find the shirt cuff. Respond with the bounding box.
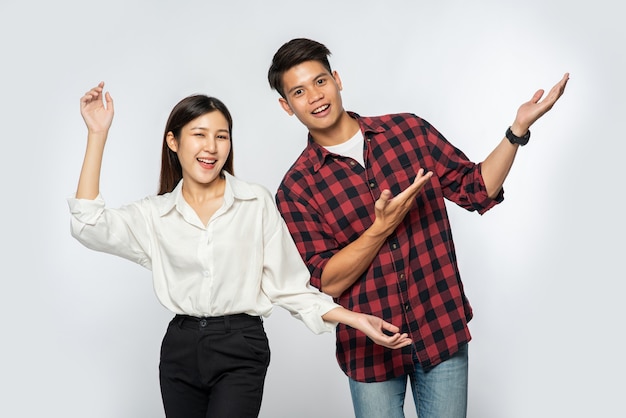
[299,300,340,334]
[67,194,105,225]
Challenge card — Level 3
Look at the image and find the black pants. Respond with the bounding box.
[159,314,270,418]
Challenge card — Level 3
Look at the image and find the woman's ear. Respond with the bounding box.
[166,132,178,152]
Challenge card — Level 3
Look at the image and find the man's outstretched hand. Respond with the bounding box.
[510,73,570,137]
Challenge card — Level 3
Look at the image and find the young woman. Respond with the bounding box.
[68,82,412,418]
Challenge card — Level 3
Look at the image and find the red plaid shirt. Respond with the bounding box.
[276,112,503,382]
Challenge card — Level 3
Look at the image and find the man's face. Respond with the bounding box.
[278,60,345,134]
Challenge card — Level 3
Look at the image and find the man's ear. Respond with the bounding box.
[278,97,294,116]
[166,132,178,152]
[333,70,343,91]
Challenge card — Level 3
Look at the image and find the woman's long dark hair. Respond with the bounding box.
[158,95,234,195]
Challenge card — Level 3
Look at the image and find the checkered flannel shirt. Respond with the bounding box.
[275,112,503,382]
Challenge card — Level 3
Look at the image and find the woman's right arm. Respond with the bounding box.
[76,82,114,200]
[322,307,412,350]
[70,84,152,267]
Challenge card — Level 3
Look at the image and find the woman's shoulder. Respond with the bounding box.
[226,173,273,201]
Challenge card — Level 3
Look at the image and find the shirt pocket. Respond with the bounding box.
[384,151,425,196]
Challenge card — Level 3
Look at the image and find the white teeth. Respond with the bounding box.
[198,158,216,164]
[313,104,329,114]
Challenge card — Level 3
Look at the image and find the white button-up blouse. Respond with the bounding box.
[67,172,338,334]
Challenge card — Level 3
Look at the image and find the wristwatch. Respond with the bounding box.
[506,126,530,146]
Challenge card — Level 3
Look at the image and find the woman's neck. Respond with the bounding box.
[182,176,226,226]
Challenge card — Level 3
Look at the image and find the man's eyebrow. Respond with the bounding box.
[286,72,328,95]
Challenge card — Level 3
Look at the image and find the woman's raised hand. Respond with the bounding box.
[80,81,114,135]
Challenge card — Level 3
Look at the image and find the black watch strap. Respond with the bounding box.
[506,126,530,146]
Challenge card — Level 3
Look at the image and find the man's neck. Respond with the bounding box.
[310,111,360,147]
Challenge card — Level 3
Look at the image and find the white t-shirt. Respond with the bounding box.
[323,129,365,167]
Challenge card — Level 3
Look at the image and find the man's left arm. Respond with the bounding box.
[481,73,569,198]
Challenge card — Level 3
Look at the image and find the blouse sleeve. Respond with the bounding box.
[67,194,152,269]
[258,189,339,334]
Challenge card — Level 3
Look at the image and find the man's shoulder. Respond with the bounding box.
[281,146,316,178]
[358,112,428,129]
[276,146,322,203]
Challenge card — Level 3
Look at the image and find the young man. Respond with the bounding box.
[268,38,568,418]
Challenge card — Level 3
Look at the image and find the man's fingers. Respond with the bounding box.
[530,89,545,105]
[379,189,392,201]
[375,189,393,211]
[375,169,433,214]
[413,168,433,186]
[397,168,432,201]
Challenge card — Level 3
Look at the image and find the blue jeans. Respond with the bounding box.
[349,344,468,418]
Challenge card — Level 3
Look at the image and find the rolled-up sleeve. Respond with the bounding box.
[275,188,336,291]
[422,119,504,214]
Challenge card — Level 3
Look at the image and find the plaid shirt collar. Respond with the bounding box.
[305,112,385,172]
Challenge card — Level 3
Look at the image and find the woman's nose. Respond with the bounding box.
[205,137,217,152]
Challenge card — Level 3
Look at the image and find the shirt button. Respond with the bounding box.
[350,161,356,166]
[369,182,376,188]
[399,273,405,279]
[404,303,410,312]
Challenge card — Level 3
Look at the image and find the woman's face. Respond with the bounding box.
[166,111,231,189]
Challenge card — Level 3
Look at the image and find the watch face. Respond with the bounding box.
[506,127,530,146]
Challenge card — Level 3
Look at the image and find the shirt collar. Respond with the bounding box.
[305,111,386,172]
[157,171,257,217]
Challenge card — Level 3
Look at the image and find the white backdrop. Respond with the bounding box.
[1,0,623,417]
